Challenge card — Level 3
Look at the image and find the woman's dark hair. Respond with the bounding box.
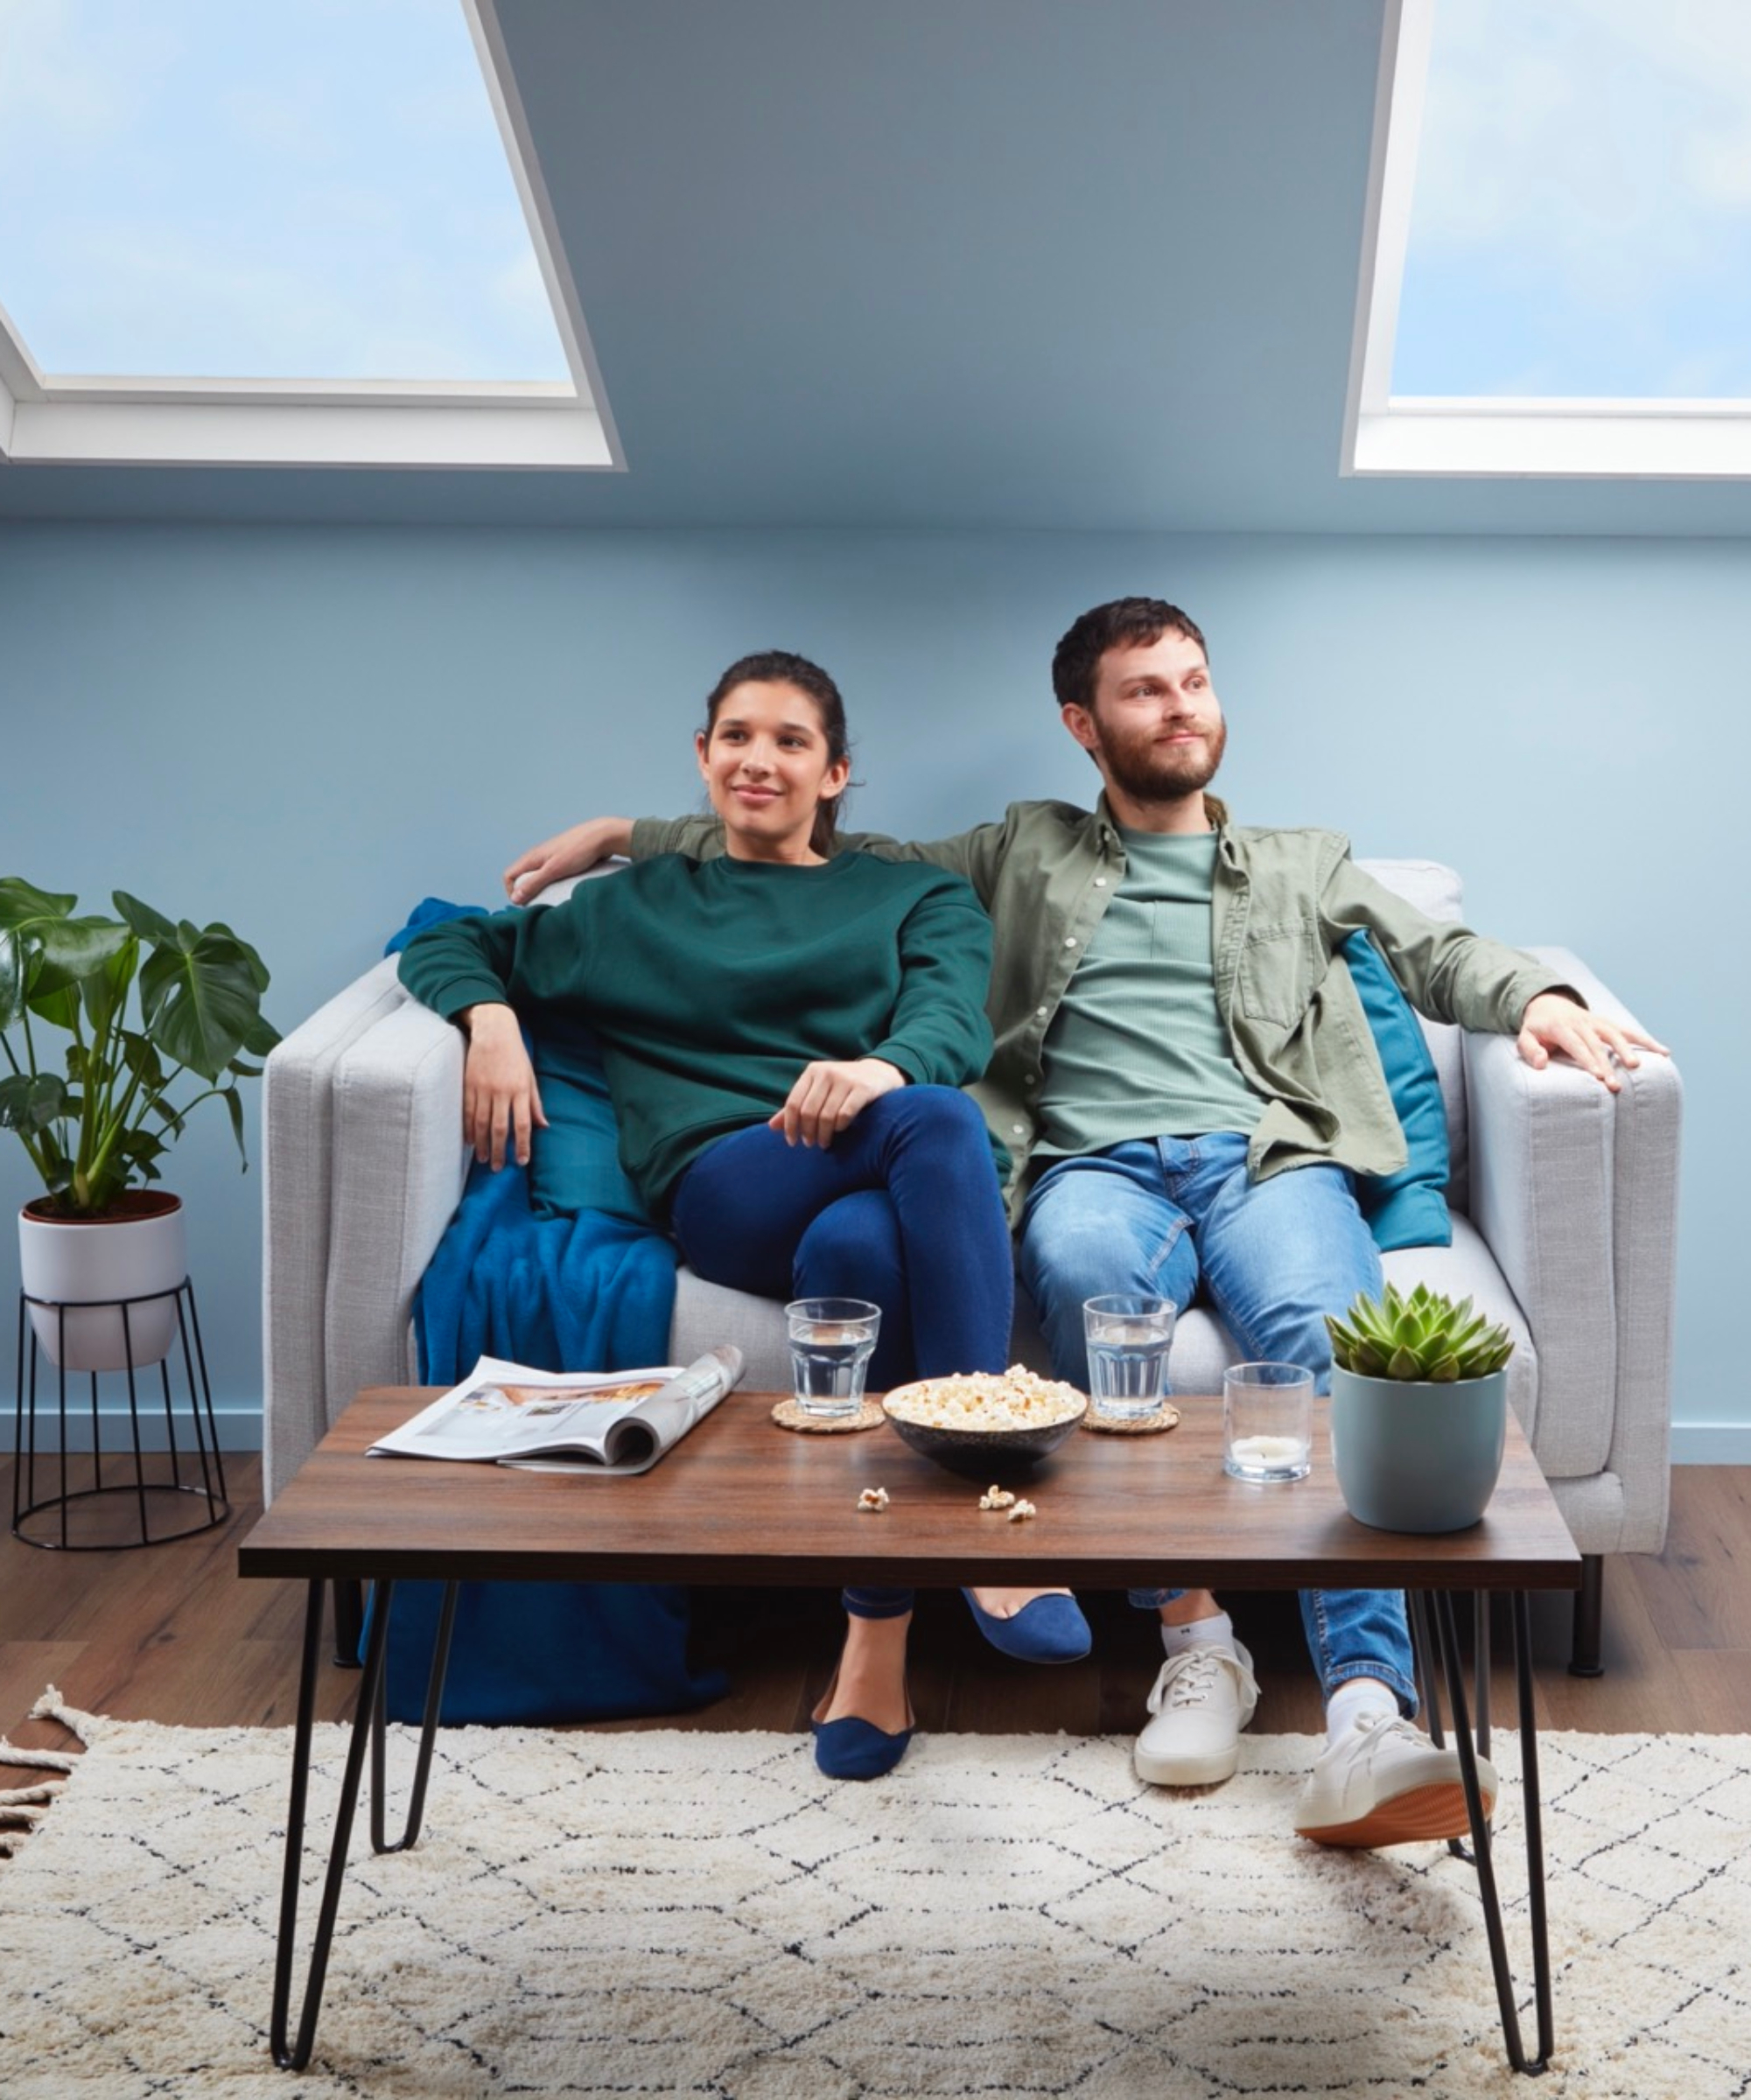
[704,649,851,857]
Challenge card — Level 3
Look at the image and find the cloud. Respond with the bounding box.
[493,245,550,318]
[0,0,171,136]
[1685,127,1751,207]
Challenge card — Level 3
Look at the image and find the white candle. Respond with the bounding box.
[1229,1434,1306,1464]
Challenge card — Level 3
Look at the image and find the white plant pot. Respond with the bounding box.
[18,1193,187,1373]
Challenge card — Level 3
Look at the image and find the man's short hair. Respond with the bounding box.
[1051,598,1208,711]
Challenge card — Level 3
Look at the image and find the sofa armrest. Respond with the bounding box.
[263,962,468,1502]
[262,957,409,1502]
[1462,948,1680,1548]
[321,997,469,1439]
[1533,947,1681,1550]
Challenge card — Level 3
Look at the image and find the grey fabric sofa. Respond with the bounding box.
[262,858,1681,1671]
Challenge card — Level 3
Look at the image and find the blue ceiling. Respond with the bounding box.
[6,0,1751,534]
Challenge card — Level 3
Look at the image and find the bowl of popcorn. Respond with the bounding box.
[880,1366,1088,1474]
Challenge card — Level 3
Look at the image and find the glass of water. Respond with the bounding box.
[785,1298,882,1419]
[1223,1362,1314,1482]
[1082,1294,1177,1422]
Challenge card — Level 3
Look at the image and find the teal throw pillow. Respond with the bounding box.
[1346,929,1452,1252]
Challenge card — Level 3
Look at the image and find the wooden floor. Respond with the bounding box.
[4,1456,1750,1786]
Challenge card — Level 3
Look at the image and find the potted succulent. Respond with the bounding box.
[0,878,279,1372]
[1326,1282,1516,1534]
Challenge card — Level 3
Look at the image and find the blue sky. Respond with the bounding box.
[5,1,1745,402]
[1397,0,1751,399]
[0,0,568,382]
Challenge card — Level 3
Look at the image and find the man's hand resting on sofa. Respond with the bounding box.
[771,1058,906,1149]
[504,818,633,904]
[1516,991,1667,1093]
[459,1003,549,1168]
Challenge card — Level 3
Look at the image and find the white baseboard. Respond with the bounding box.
[1670,1424,1751,1466]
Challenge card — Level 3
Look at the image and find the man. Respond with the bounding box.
[506,598,1663,1846]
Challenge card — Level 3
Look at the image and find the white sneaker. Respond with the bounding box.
[1294,1712,1498,1848]
[1133,1640,1258,1787]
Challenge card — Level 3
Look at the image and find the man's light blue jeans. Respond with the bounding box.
[1019,1132,1418,1715]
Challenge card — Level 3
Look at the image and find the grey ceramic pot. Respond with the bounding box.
[1329,1366,1509,1534]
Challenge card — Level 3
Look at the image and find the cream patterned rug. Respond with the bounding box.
[2,1694,1748,2098]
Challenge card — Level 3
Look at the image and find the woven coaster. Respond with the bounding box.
[769,1396,886,1434]
[1081,1403,1180,1436]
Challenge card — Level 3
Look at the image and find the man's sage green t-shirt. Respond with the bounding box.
[1033,828,1265,1159]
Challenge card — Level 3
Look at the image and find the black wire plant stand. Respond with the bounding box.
[12,1280,229,1550]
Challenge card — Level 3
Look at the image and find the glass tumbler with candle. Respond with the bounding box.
[1222,1362,1314,1481]
[1082,1294,1177,1422]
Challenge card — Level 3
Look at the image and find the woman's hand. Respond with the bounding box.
[460,1004,549,1168]
[503,817,633,904]
[769,1058,905,1148]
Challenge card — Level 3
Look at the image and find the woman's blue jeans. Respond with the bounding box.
[1019,1133,1418,1714]
[671,1086,1014,1624]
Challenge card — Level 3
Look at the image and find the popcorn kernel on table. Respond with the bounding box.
[978,1485,1018,1511]
[1006,1499,1038,1523]
[857,1486,890,1513]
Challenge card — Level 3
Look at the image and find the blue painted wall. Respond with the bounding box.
[0,523,1735,1450]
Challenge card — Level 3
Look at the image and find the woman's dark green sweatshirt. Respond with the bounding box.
[397,852,995,1216]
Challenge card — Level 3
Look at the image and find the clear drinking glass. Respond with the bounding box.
[1082,1294,1177,1421]
[1223,1362,1314,1481]
[785,1298,882,1418]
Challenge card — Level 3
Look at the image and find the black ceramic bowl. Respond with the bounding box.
[881,1382,1089,1476]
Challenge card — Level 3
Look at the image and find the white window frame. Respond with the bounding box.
[0,0,620,474]
[1343,0,1751,481]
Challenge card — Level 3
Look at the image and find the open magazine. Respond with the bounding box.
[367,1344,745,1477]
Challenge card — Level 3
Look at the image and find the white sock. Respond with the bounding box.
[1326,1678,1399,1745]
[1160,1609,1236,1660]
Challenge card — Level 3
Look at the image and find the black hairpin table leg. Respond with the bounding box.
[1428,1589,1554,2076]
[372,1579,459,1854]
[270,1576,396,2072]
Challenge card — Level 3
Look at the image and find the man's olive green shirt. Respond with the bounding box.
[631,797,1567,1222]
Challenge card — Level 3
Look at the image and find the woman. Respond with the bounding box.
[400,651,1089,1777]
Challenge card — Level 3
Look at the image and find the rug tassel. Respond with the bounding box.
[1,1798,58,1828]
[27,1684,102,1748]
[1,1782,64,1807]
[0,1784,66,1858]
[0,1739,77,1774]
[0,1689,94,1859]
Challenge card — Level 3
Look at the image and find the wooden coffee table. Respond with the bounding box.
[241,1386,1581,2076]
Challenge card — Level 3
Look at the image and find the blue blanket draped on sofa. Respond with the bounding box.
[376,899,728,1724]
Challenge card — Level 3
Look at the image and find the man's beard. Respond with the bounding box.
[1093,715,1228,805]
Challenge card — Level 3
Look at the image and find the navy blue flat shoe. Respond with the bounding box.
[810,1671,914,1780]
[962,1590,1092,1664]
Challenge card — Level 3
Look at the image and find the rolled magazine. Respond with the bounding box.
[368,1344,746,1476]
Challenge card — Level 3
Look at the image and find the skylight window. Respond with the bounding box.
[0,0,616,471]
[1347,0,1751,478]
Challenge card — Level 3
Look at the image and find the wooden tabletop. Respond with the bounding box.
[240,1388,1581,1594]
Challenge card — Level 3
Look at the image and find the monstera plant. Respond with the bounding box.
[0,878,280,1215]
[1,878,280,1370]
